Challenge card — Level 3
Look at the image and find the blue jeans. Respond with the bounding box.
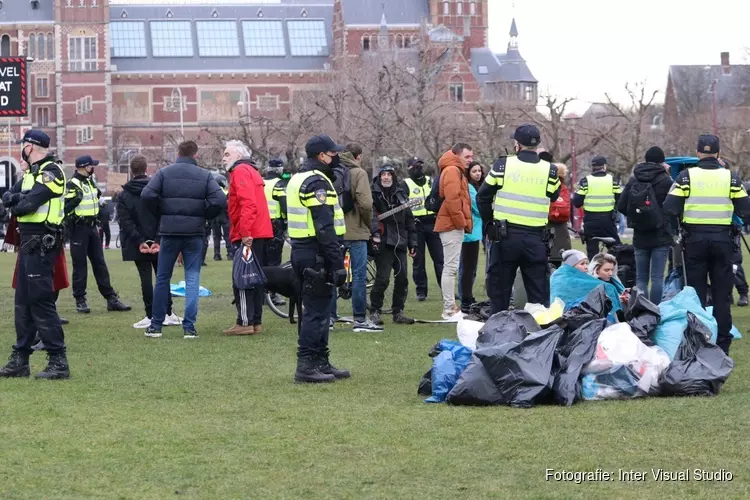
[635,245,670,304]
[151,236,203,331]
[348,241,368,321]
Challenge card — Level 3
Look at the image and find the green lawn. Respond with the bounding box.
[0,247,748,499]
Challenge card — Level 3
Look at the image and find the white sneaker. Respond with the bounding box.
[164,313,183,326]
[132,316,152,329]
[441,308,464,321]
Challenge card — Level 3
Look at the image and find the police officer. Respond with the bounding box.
[211,173,232,261]
[264,159,290,306]
[664,134,750,355]
[0,130,69,379]
[573,155,623,259]
[476,124,561,314]
[66,155,131,313]
[402,156,444,301]
[287,135,349,383]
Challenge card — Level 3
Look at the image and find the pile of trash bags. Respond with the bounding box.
[419,285,736,407]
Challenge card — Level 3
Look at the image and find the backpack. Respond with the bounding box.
[424,173,443,213]
[626,181,663,231]
[548,185,571,224]
[332,165,355,213]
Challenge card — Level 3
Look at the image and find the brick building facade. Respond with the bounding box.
[0,0,537,190]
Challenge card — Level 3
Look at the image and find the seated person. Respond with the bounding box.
[588,252,629,305]
[550,250,626,314]
[562,249,588,273]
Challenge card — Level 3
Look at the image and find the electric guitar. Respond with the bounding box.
[376,198,422,221]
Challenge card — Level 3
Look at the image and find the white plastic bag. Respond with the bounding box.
[524,298,565,326]
[456,317,484,350]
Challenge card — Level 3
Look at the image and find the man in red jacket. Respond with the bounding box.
[222,140,273,335]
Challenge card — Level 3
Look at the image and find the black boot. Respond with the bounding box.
[107,295,132,312]
[59,315,69,325]
[35,352,70,380]
[76,298,90,314]
[738,295,748,307]
[294,356,335,383]
[0,350,30,378]
[213,254,222,261]
[317,352,351,379]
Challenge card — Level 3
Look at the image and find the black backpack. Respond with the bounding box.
[626,181,663,231]
[332,165,355,213]
[424,173,443,213]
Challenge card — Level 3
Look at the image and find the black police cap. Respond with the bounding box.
[511,124,541,147]
[407,156,424,167]
[17,129,50,148]
[697,134,720,154]
[591,155,607,167]
[75,155,100,168]
[305,134,345,155]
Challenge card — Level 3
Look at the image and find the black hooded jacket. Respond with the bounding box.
[117,175,160,261]
[617,162,674,248]
[371,172,416,250]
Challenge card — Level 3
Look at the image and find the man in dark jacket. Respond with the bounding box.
[369,165,417,326]
[141,140,227,339]
[617,146,674,303]
[117,155,182,329]
[98,198,112,248]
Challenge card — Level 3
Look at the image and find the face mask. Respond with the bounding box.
[86,167,95,176]
[410,165,424,179]
[21,145,31,164]
[329,154,340,168]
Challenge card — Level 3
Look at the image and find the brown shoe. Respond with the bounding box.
[253,324,263,334]
[223,324,255,336]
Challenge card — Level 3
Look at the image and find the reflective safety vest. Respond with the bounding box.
[264,177,282,220]
[403,177,433,217]
[683,168,733,225]
[18,161,66,225]
[492,156,551,227]
[221,187,229,197]
[69,176,100,217]
[583,174,616,212]
[286,170,346,238]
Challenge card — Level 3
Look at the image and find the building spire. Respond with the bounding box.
[379,2,389,48]
[508,17,519,50]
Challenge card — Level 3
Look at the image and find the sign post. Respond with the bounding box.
[0,57,28,183]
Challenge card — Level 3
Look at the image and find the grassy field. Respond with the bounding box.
[0,246,748,499]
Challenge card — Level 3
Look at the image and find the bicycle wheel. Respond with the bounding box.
[266,292,289,319]
[115,233,121,249]
[366,256,393,315]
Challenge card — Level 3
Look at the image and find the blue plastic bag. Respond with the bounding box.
[233,247,267,290]
[170,281,212,297]
[581,365,643,400]
[662,267,684,302]
[653,287,718,360]
[550,264,624,315]
[425,340,473,403]
[706,307,742,339]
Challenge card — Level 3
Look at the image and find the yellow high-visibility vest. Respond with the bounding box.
[682,168,733,225]
[492,156,552,227]
[264,177,281,220]
[582,174,616,212]
[404,177,434,217]
[68,176,100,217]
[286,170,345,238]
[17,161,66,225]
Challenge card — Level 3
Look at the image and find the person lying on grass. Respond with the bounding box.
[589,252,630,305]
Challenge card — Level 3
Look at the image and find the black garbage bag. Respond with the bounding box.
[658,312,734,396]
[472,326,564,408]
[551,318,608,406]
[477,310,540,349]
[561,285,612,332]
[446,356,505,405]
[624,287,659,346]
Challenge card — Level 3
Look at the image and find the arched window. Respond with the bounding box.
[46,32,54,60]
[443,2,450,15]
[362,34,371,51]
[1,35,10,57]
[28,33,36,58]
[403,36,411,49]
[37,33,45,59]
[457,2,463,15]
[470,2,477,15]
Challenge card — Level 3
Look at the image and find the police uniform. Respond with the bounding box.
[288,135,349,384]
[476,124,561,314]
[0,130,69,379]
[573,156,623,259]
[264,165,289,268]
[65,156,130,313]
[403,156,444,301]
[210,175,231,260]
[664,134,750,354]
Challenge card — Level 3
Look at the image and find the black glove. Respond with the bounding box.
[2,191,20,208]
[484,221,498,242]
[331,268,347,288]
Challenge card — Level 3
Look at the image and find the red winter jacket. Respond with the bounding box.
[228,160,273,243]
[548,183,571,223]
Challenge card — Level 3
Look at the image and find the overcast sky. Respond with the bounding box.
[487,0,749,113]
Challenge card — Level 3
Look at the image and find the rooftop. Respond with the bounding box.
[0,0,54,24]
[340,0,429,25]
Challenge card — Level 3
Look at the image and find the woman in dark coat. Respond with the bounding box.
[117,156,180,328]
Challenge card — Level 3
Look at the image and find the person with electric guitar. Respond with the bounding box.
[369,165,419,326]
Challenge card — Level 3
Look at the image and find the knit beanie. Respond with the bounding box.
[562,249,587,268]
[645,146,665,164]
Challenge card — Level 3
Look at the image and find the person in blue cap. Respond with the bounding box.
[286,134,350,383]
[65,155,131,314]
[0,130,70,379]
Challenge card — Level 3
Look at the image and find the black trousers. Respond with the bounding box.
[292,244,332,359]
[70,223,116,300]
[487,228,549,314]
[460,241,480,307]
[266,220,286,267]
[685,231,734,354]
[232,239,267,326]
[583,215,621,259]
[412,217,444,297]
[99,222,111,247]
[733,247,748,296]
[134,259,172,318]
[14,235,65,355]
[211,216,231,258]
[201,222,212,263]
[370,246,409,314]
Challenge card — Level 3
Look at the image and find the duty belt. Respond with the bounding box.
[74,216,99,227]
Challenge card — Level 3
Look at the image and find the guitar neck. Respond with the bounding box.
[377,200,419,221]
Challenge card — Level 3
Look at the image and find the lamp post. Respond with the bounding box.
[709,79,718,136]
[171,87,184,139]
[236,87,251,124]
[563,112,581,231]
